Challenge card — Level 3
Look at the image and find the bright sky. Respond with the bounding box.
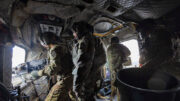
[121,39,140,67]
[12,46,26,68]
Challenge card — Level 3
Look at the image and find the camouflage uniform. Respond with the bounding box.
[38,44,75,101]
[80,39,106,101]
[107,43,130,101]
[137,25,180,99]
[71,34,106,101]
[71,21,106,101]
[86,39,106,95]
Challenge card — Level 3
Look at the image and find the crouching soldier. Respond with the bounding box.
[31,32,74,101]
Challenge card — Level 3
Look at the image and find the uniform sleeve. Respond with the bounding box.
[107,45,113,61]
[107,45,118,66]
[38,46,64,76]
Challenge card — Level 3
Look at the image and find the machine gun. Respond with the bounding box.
[14,58,48,73]
[11,59,50,101]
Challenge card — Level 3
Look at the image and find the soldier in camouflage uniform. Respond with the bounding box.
[137,19,180,89]
[137,19,173,69]
[31,32,75,101]
[107,37,130,101]
[71,21,106,101]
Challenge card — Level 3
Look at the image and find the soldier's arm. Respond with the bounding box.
[38,62,57,76]
[107,45,113,61]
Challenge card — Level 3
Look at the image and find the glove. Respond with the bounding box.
[38,70,44,76]
[31,71,40,79]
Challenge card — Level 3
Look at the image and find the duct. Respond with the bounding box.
[93,0,108,8]
[103,4,126,16]
[11,0,80,27]
[11,8,29,27]
[91,17,124,26]
[133,0,180,19]
[91,16,136,39]
[113,0,143,8]
[0,0,14,22]
[94,21,113,33]
[24,0,80,19]
[103,0,143,16]
[20,18,39,48]
[34,0,80,5]
[34,0,108,9]
[80,0,108,9]
[92,17,124,34]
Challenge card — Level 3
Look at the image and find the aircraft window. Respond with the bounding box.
[121,39,140,68]
[12,46,26,87]
[12,46,26,68]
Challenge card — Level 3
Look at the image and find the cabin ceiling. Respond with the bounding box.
[0,0,179,48]
[0,0,179,23]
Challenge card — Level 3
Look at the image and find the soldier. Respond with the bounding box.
[71,21,106,101]
[107,37,130,101]
[137,19,174,71]
[83,38,106,101]
[137,19,180,92]
[31,32,74,101]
